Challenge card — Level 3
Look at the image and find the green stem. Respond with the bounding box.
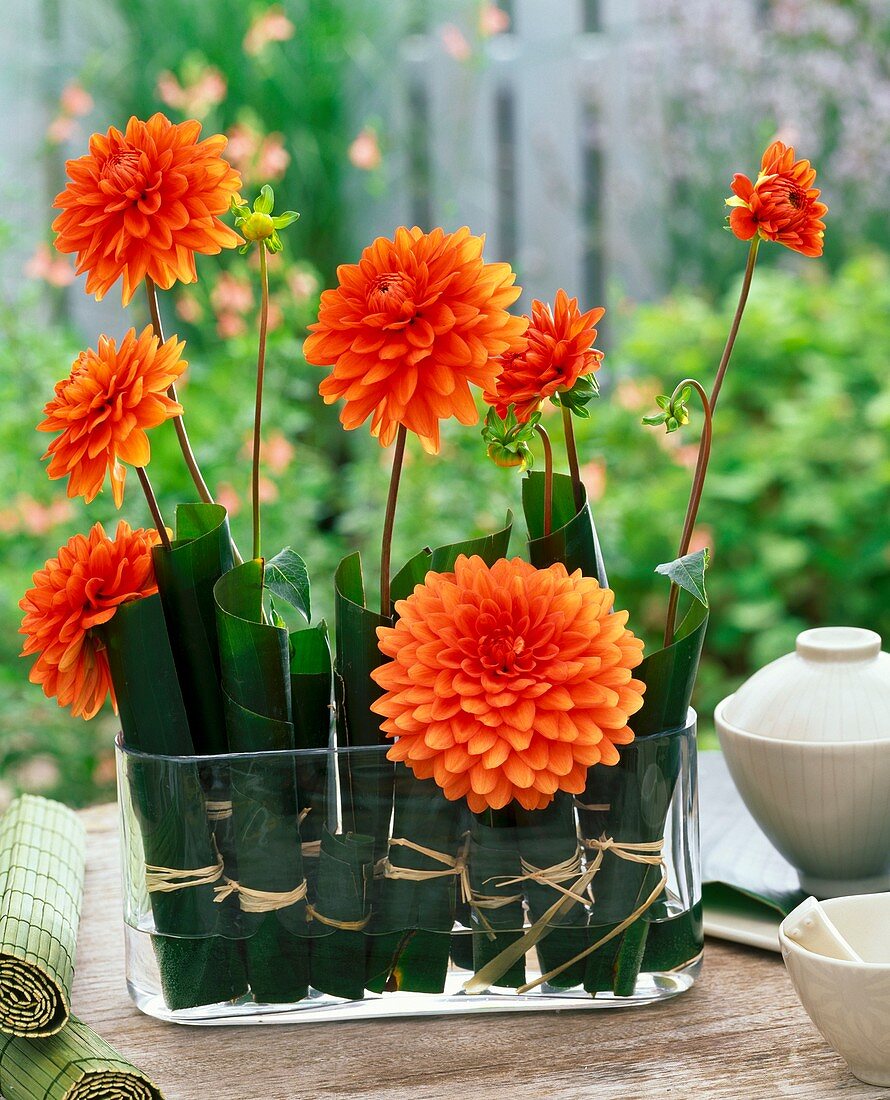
[663,379,712,648]
[252,245,270,562]
[135,466,172,550]
[144,277,214,506]
[561,405,584,513]
[709,238,760,414]
[535,424,554,536]
[380,425,407,618]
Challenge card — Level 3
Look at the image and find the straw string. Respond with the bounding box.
[204,799,233,822]
[213,877,308,913]
[144,850,224,894]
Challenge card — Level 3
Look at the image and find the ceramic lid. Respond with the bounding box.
[722,627,890,743]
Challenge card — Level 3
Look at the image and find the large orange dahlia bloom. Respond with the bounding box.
[371,555,645,813]
[38,326,187,508]
[19,522,161,719]
[727,141,827,257]
[303,226,527,452]
[52,113,242,304]
[484,289,604,422]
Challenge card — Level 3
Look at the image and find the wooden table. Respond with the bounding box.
[72,804,883,1100]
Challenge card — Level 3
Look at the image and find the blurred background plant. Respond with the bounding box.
[1,0,888,807]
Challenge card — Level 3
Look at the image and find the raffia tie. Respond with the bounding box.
[213,877,308,913]
[205,799,233,822]
[305,904,370,932]
[573,799,611,812]
[516,836,667,994]
[145,849,224,894]
[463,836,666,995]
[496,849,589,908]
[381,837,464,882]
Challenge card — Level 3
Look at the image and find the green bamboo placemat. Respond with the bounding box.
[0,797,86,1037]
[0,1015,164,1099]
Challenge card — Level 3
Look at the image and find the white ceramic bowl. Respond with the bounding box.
[781,893,890,1087]
[716,699,890,896]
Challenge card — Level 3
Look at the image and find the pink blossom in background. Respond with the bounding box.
[258,134,290,180]
[440,23,471,61]
[0,495,73,536]
[211,271,254,315]
[46,115,75,145]
[175,293,204,324]
[614,379,658,413]
[226,123,261,174]
[479,3,510,36]
[673,443,700,470]
[156,66,227,118]
[263,431,295,474]
[24,243,75,287]
[59,80,93,117]
[216,312,247,339]
[266,300,284,333]
[348,127,381,171]
[288,268,319,302]
[244,6,295,55]
[216,483,242,517]
[92,755,117,786]
[688,525,714,555]
[581,459,607,503]
[258,475,279,503]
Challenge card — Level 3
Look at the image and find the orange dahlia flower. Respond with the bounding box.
[38,326,187,508]
[727,141,827,257]
[52,113,242,304]
[484,289,604,421]
[303,226,527,453]
[371,555,645,813]
[19,522,161,719]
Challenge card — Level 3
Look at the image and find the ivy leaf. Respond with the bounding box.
[265,547,311,622]
[655,548,710,607]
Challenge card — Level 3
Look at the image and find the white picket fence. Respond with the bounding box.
[350,0,670,311]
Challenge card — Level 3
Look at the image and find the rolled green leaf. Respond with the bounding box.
[467,809,525,989]
[152,502,235,754]
[0,796,84,1037]
[366,768,463,994]
[0,1015,163,1099]
[332,554,392,850]
[214,560,308,1004]
[290,622,333,856]
[308,828,374,999]
[389,511,513,602]
[523,472,607,586]
[104,594,247,1011]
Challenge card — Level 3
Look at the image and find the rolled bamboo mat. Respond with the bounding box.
[0,1015,163,1099]
[0,796,85,1037]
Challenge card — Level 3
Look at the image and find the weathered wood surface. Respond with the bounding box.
[68,803,882,1100]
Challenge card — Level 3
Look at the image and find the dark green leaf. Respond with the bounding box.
[152,503,234,754]
[265,547,311,622]
[523,472,608,587]
[390,512,514,603]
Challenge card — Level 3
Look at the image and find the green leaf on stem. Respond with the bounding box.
[654,548,710,608]
[265,547,311,623]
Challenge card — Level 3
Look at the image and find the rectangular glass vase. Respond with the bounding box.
[115,711,701,1025]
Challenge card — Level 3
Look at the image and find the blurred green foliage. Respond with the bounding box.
[4,245,889,805]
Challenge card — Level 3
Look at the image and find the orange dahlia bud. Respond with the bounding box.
[726,140,827,257]
[484,289,604,422]
[371,555,645,813]
[19,522,161,719]
[38,326,187,508]
[303,226,528,453]
[52,113,242,304]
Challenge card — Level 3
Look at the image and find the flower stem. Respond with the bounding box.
[535,424,554,536]
[709,238,760,414]
[251,245,270,562]
[663,379,713,649]
[562,404,584,513]
[380,424,407,618]
[144,276,214,505]
[136,466,172,550]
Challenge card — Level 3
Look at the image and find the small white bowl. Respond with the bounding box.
[781,893,890,1087]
